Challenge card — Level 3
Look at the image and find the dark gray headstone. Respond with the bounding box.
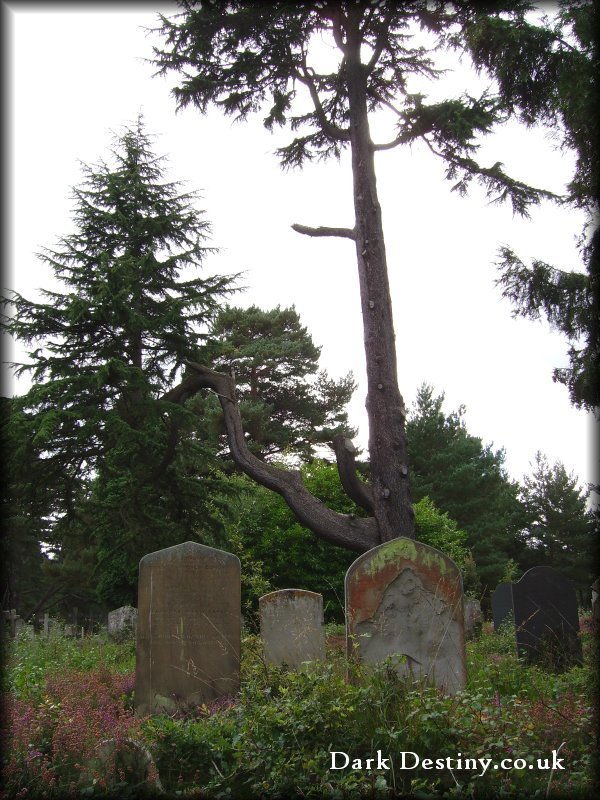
[492,567,582,668]
[345,538,466,694]
[513,566,582,667]
[135,541,241,716]
[463,597,483,639]
[491,582,514,631]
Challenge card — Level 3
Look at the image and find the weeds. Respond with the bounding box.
[1,620,596,798]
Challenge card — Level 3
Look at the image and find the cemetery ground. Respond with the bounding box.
[1,615,597,799]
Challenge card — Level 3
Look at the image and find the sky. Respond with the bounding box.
[4,4,595,494]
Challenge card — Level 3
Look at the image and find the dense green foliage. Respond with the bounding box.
[196,304,356,460]
[493,1,599,411]
[220,460,476,622]
[3,620,596,798]
[406,385,527,592]
[2,118,237,610]
[518,451,595,597]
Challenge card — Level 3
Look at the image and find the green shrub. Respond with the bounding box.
[4,630,135,702]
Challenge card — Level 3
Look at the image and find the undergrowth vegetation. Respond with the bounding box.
[1,621,596,798]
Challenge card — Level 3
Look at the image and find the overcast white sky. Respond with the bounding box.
[5,4,594,493]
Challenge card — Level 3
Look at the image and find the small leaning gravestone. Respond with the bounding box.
[259,589,325,668]
[345,537,466,694]
[135,541,241,716]
[108,606,137,642]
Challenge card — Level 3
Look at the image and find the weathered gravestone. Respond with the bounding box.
[259,589,325,668]
[463,597,483,640]
[135,541,241,716]
[108,605,138,642]
[491,582,514,630]
[491,566,582,668]
[345,538,466,694]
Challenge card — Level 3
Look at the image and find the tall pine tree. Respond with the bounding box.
[3,118,237,609]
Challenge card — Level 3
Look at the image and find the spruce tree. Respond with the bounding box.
[2,118,236,608]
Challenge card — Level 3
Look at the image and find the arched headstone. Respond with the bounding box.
[259,589,325,668]
[135,541,241,716]
[345,538,466,694]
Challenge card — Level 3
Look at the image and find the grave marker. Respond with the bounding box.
[108,606,138,642]
[259,589,325,668]
[135,541,241,716]
[493,566,582,668]
[345,538,466,694]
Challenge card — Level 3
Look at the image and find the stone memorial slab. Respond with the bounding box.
[259,589,325,668]
[512,566,582,667]
[108,605,138,642]
[491,582,514,631]
[346,538,466,694]
[463,597,483,639]
[135,541,241,716]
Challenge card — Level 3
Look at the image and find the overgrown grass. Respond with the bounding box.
[1,619,596,798]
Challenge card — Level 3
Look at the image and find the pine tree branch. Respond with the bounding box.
[291,223,356,240]
[296,61,351,142]
[332,434,374,512]
[164,361,379,552]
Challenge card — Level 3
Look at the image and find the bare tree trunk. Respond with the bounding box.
[345,29,415,542]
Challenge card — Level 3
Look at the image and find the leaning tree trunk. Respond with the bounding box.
[345,37,415,542]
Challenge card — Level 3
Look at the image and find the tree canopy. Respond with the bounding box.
[199,304,356,460]
[494,0,598,412]
[406,384,526,590]
[518,451,595,595]
[152,1,574,552]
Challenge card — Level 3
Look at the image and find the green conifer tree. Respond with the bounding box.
[406,384,526,591]
[200,304,356,460]
[2,118,237,608]
[519,451,595,598]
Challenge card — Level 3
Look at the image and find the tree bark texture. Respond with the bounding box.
[344,28,415,541]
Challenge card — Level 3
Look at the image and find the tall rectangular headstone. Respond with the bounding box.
[259,589,325,668]
[135,541,241,716]
[346,538,466,694]
[513,566,582,668]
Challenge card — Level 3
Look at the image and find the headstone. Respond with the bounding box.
[463,597,483,639]
[80,737,163,793]
[491,582,514,630]
[345,538,466,694]
[514,567,582,667]
[135,541,241,716]
[492,567,582,668]
[259,589,325,668]
[5,609,19,637]
[591,578,600,625]
[63,624,77,637]
[108,606,138,642]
